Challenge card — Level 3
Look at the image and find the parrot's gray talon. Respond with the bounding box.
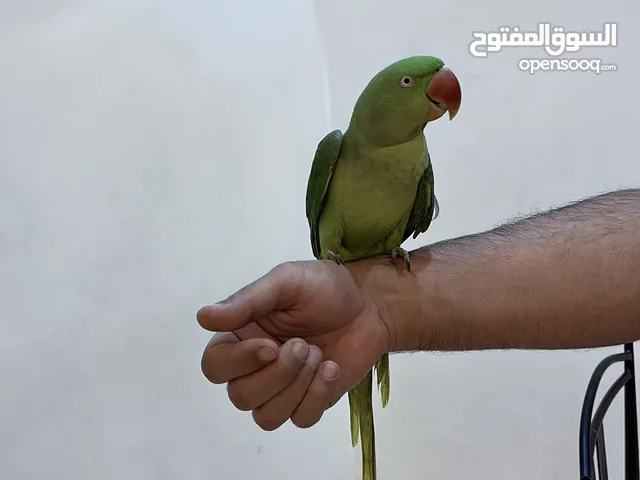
[390,247,411,271]
[326,250,345,266]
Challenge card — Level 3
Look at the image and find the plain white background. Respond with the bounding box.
[0,0,637,478]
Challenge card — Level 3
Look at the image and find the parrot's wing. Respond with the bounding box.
[305,129,343,259]
[403,155,439,242]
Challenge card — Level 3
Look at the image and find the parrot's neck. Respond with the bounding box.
[344,122,426,150]
[342,128,428,184]
[346,115,426,148]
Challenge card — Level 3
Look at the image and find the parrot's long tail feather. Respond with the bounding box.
[349,370,376,480]
[374,353,390,408]
[348,389,360,447]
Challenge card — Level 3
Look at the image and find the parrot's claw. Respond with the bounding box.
[390,247,411,271]
[326,250,345,266]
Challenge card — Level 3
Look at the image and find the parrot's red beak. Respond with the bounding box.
[425,66,461,121]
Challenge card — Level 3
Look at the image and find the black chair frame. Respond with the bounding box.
[579,343,639,480]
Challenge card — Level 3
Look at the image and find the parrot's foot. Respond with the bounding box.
[326,250,345,266]
[390,247,411,271]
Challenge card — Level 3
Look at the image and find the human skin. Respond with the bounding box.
[197,188,640,430]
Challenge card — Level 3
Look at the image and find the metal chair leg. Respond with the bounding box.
[578,343,638,480]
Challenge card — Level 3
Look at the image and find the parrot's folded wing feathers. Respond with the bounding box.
[305,129,343,259]
[403,156,437,242]
[431,194,440,222]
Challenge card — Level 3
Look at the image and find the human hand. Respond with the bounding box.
[197,260,390,431]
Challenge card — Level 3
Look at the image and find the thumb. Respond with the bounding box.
[196,263,298,332]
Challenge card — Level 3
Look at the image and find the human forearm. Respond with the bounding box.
[354,188,640,352]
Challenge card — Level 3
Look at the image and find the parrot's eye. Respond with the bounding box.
[399,76,414,88]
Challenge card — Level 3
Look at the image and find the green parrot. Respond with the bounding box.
[304,55,461,480]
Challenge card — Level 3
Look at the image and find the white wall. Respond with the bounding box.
[0,0,637,479]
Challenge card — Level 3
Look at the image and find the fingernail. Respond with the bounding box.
[321,362,339,380]
[291,340,308,361]
[257,347,277,363]
[306,347,322,368]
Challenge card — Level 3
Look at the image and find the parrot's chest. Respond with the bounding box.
[327,143,428,246]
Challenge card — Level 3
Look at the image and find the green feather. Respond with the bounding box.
[403,156,438,242]
[375,354,390,408]
[305,129,343,260]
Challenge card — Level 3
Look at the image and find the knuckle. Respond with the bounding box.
[271,261,296,279]
[290,396,328,429]
[273,260,308,283]
[291,412,320,429]
[305,377,329,398]
[227,382,253,411]
[270,262,310,306]
[252,409,285,432]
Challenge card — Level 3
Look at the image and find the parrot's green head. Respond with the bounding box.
[348,55,462,146]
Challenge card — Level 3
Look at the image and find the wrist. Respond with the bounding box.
[347,253,435,354]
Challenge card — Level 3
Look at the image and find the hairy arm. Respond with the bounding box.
[351,188,640,352]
